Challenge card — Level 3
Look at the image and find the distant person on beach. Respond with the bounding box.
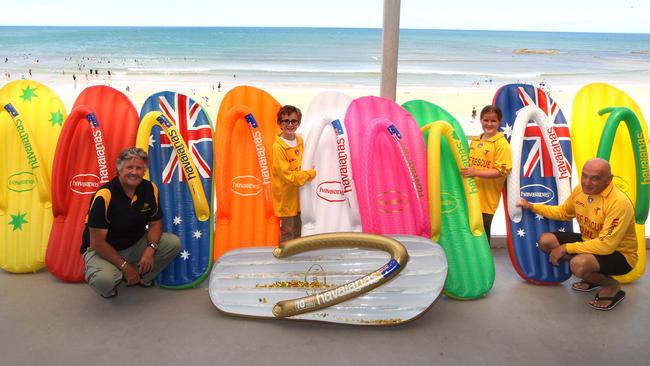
[126,85,130,94]
[73,74,77,89]
[271,105,316,242]
[517,158,636,311]
[80,148,180,298]
[218,81,221,92]
[4,57,7,63]
[28,69,32,78]
[461,105,512,244]
[471,107,477,119]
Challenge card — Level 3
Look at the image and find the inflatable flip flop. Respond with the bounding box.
[403,100,494,299]
[494,84,573,284]
[214,85,281,261]
[345,96,430,237]
[138,91,213,288]
[47,86,139,282]
[209,233,447,325]
[572,83,648,283]
[299,91,360,235]
[0,80,66,273]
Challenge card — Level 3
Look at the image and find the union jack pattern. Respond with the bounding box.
[158,94,212,183]
[513,87,571,178]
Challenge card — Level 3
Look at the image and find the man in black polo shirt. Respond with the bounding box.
[81,147,180,298]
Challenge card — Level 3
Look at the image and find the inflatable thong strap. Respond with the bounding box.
[421,121,482,240]
[217,106,274,224]
[597,107,650,224]
[138,111,210,221]
[506,105,572,224]
[2,103,51,209]
[421,120,494,299]
[271,233,408,317]
[356,119,428,235]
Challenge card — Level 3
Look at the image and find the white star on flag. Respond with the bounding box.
[517,228,526,237]
[558,227,566,232]
[148,134,156,147]
[502,124,513,139]
[180,250,190,260]
[192,230,202,239]
[535,214,545,221]
[173,216,182,225]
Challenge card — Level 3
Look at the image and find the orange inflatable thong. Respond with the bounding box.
[213,85,281,261]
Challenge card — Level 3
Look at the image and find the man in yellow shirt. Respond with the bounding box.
[518,158,637,311]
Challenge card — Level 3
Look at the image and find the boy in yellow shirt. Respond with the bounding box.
[271,105,316,242]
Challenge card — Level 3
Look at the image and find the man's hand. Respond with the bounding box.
[138,247,155,274]
[460,166,476,178]
[517,198,532,210]
[549,244,567,266]
[122,263,141,285]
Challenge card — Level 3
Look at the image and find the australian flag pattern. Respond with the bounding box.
[494,84,573,284]
[140,91,213,288]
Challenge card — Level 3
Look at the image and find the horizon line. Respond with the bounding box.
[1,25,649,36]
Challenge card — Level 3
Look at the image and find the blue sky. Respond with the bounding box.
[2,0,648,33]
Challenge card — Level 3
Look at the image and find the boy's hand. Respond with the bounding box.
[307,168,317,181]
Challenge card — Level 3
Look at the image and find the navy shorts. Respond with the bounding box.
[552,231,633,276]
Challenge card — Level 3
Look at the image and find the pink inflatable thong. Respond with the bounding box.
[345,96,430,237]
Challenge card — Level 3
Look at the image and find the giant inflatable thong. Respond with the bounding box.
[0,80,66,273]
[209,233,447,325]
[494,84,573,284]
[213,85,281,261]
[47,86,139,282]
[403,100,494,299]
[299,91,360,235]
[344,96,430,237]
[138,91,213,288]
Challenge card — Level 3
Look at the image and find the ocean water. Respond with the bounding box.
[1,26,649,87]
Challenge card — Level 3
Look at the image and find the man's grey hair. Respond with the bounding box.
[116,147,148,172]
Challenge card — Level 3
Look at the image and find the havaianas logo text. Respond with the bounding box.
[70,173,100,194]
[8,172,36,192]
[332,120,353,195]
[166,129,197,181]
[296,259,400,311]
[231,175,262,196]
[546,127,570,179]
[156,115,198,181]
[4,104,40,170]
[245,114,270,186]
[450,132,478,195]
[440,192,459,213]
[87,114,109,184]
[520,184,554,204]
[317,181,346,202]
[388,124,424,198]
[637,130,650,185]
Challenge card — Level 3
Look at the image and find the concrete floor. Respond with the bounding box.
[1,248,649,366]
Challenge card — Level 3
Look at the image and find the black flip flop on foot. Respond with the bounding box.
[571,281,601,292]
[588,290,625,311]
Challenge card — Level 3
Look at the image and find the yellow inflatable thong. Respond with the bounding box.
[0,80,66,273]
[572,83,647,283]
